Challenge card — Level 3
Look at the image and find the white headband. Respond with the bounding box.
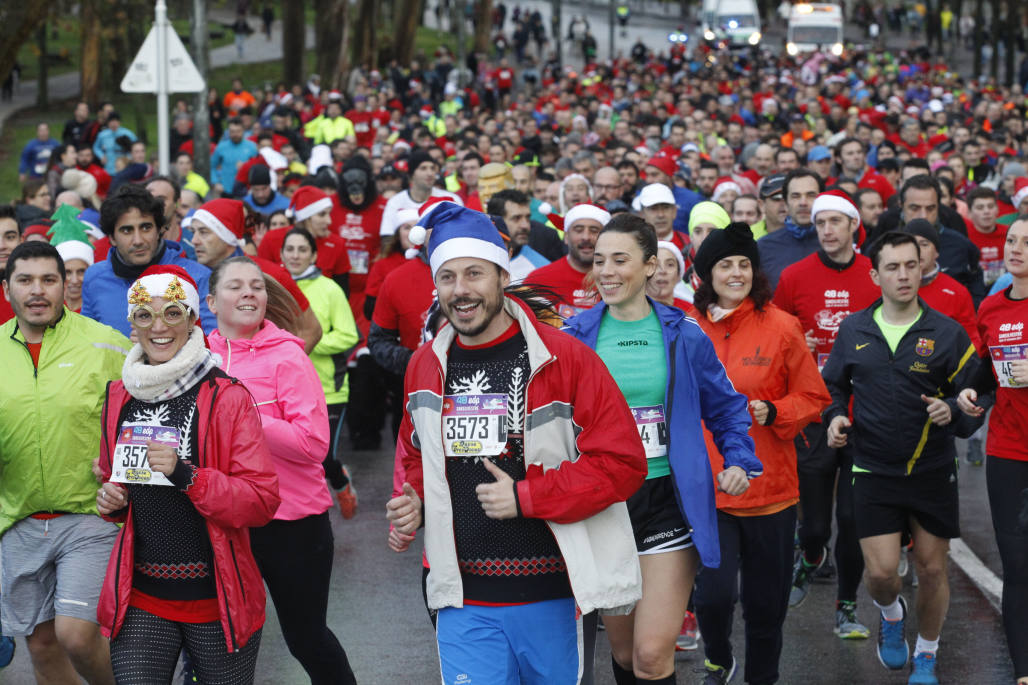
[192,209,243,248]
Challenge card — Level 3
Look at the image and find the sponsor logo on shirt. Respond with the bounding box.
[998,322,1025,343]
[823,289,851,308]
[618,340,648,347]
[909,361,931,373]
[915,337,935,357]
[742,346,772,367]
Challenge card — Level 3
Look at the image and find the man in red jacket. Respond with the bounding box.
[773,190,880,638]
[387,202,645,685]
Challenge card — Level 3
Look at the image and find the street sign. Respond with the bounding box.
[121,23,205,93]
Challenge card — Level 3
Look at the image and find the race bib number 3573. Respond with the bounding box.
[110,424,178,486]
[442,394,508,457]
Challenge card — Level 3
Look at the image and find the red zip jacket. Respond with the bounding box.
[96,371,281,652]
[694,300,831,510]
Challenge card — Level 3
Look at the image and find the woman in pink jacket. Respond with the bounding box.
[206,256,356,685]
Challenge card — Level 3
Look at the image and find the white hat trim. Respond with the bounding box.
[126,273,200,317]
[192,209,244,248]
[429,237,511,277]
[294,196,334,223]
[811,194,859,221]
[56,240,95,267]
[656,240,685,278]
[564,204,612,230]
[1013,185,1028,208]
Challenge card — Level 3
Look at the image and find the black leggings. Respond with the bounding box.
[111,606,260,685]
[323,404,349,490]
[796,424,864,603]
[694,506,796,685]
[249,512,356,685]
[986,454,1028,679]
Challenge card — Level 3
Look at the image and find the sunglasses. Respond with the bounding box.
[128,301,190,329]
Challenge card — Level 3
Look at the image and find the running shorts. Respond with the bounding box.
[626,475,693,555]
[852,462,960,540]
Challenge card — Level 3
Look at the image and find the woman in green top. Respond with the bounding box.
[281,228,360,518]
[568,214,754,685]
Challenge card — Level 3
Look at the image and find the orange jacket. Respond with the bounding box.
[694,299,830,512]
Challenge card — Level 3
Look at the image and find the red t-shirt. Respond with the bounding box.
[365,252,407,299]
[524,257,599,319]
[372,258,434,352]
[27,341,42,367]
[346,110,375,149]
[257,227,352,279]
[919,272,982,352]
[773,252,880,370]
[976,288,1028,461]
[966,223,1007,286]
[0,296,14,325]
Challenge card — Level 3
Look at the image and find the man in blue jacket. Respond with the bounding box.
[81,185,215,336]
[18,123,62,183]
[210,118,257,196]
[821,231,981,685]
[757,168,824,289]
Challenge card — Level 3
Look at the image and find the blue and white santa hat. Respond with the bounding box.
[408,201,510,278]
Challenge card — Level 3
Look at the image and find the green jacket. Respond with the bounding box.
[304,114,356,145]
[296,274,359,405]
[0,310,130,536]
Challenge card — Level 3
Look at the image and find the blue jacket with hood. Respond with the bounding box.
[563,298,761,568]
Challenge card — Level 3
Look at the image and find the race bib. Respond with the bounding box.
[348,249,370,275]
[632,405,669,459]
[442,394,508,457]
[990,344,1028,389]
[110,424,177,486]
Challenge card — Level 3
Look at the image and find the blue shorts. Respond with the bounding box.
[436,597,583,685]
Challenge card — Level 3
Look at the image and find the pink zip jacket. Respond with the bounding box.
[208,320,333,521]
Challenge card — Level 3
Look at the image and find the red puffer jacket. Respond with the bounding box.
[96,370,280,652]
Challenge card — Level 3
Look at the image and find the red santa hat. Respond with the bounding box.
[1012,177,1028,209]
[192,199,246,248]
[563,203,612,230]
[127,265,201,318]
[645,155,678,178]
[711,177,742,203]
[288,186,334,223]
[811,189,865,246]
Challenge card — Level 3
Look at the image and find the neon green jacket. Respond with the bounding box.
[295,274,359,405]
[0,310,130,536]
[304,115,356,145]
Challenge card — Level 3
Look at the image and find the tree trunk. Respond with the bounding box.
[990,0,1000,79]
[351,0,376,70]
[282,0,306,85]
[473,0,493,54]
[973,0,983,77]
[36,24,48,109]
[80,0,102,106]
[1003,0,1017,86]
[191,0,211,179]
[314,0,347,88]
[394,0,422,65]
[0,4,49,90]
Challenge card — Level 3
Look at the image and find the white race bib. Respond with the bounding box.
[110,424,177,486]
[442,394,508,457]
[348,249,370,275]
[632,405,669,459]
[990,344,1028,389]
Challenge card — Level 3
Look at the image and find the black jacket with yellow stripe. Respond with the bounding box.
[822,298,983,477]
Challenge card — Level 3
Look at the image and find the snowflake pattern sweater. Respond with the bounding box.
[444,325,572,604]
[121,383,216,601]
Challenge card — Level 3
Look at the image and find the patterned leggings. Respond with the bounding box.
[110,606,261,685]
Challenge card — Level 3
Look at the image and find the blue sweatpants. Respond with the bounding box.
[436,597,583,685]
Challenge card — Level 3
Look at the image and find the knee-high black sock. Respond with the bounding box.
[611,655,636,685]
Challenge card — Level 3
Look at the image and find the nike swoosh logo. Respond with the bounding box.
[856,343,870,350]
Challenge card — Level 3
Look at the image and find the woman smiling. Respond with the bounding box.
[95,265,280,684]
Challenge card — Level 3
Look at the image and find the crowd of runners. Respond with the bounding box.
[1,11,1027,685]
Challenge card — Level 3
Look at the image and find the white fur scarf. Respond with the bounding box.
[121,326,219,402]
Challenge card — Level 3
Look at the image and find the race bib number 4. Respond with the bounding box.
[632,405,669,459]
[991,344,1028,389]
[110,424,178,486]
[442,394,508,457]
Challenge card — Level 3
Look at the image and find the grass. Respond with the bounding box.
[0,24,458,204]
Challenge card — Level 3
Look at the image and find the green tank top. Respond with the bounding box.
[595,308,670,478]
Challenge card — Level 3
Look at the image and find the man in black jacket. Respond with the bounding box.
[822,231,981,685]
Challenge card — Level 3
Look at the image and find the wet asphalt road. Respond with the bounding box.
[1,431,1010,684]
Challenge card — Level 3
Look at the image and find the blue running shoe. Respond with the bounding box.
[908,651,939,684]
[877,595,909,670]
[0,635,15,668]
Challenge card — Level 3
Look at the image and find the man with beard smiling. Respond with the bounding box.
[81,185,215,336]
[0,241,130,685]
[525,203,609,317]
[386,202,645,685]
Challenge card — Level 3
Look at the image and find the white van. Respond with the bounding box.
[787,3,844,56]
[705,0,762,48]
